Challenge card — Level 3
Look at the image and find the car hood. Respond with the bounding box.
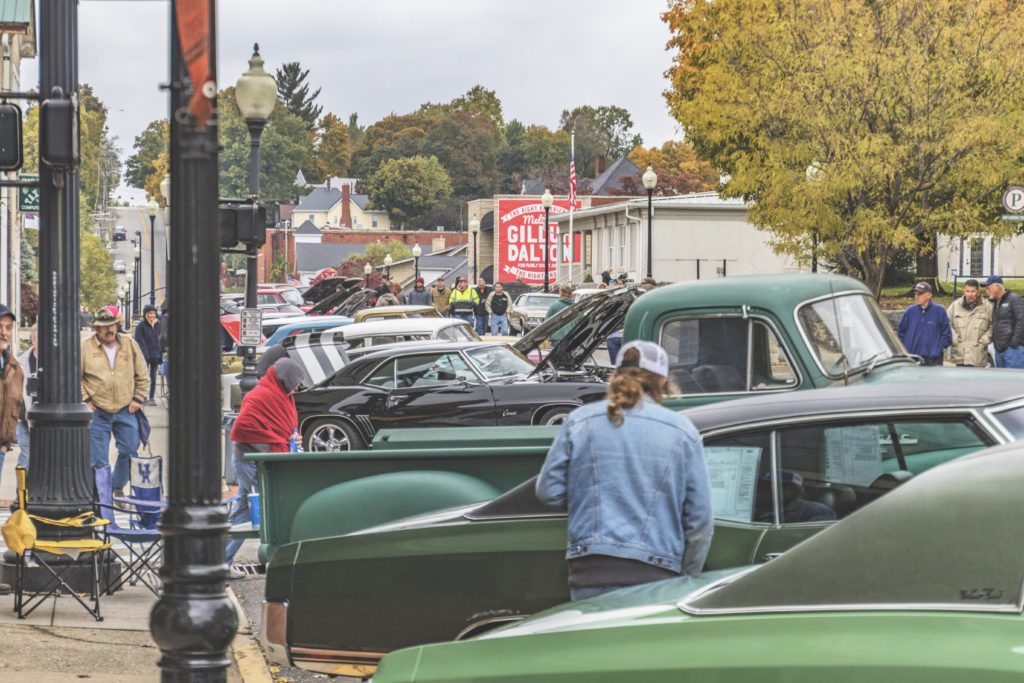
[475,566,752,641]
[514,287,639,375]
[309,287,374,317]
[302,276,363,304]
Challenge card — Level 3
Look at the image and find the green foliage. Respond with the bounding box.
[353,241,413,267]
[305,113,351,183]
[559,105,642,178]
[78,85,121,209]
[420,85,505,140]
[663,0,1024,296]
[350,113,431,179]
[218,86,309,201]
[79,210,117,311]
[275,61,323,129]
[125,119,168,189]
[421,111,500,198]
[348,113,364,147]
[20,228,37,283]
[366,155,452,228]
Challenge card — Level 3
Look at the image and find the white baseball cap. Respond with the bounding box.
[615,340,670,378]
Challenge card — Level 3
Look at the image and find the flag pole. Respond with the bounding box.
[568,131,575,284]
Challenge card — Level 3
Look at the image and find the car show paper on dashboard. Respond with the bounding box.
[824,425,882,487]
[704,447,760,522]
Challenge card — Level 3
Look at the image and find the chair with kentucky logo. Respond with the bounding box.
[95,454,165,597]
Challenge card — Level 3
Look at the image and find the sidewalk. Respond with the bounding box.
[0,400,272,681]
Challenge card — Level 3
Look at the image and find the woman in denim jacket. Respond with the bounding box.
[536,340,713,601]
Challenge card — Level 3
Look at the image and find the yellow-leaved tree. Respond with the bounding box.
[663,0,1024,296]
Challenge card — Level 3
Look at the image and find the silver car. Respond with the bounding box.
[509,293,559,334]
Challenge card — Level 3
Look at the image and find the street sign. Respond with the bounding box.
[19,173,38,211]
[1001,214,1024,222]
[1003,186,1024,214]
[239,307,263,347]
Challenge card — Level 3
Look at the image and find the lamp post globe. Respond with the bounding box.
[383,253,393,279]
[541,189,553,293]
[364,262,373,289]
[235,44,277,397]
[641,166,657,278]
[412,243,422,280]
[159,173,171,206]
[146,199,159,306]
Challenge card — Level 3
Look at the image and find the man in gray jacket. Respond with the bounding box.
[985,276,1024,368]
[947,279,993,366]
[406,277,432,306]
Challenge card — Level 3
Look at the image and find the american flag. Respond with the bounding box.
[568,148,577,209]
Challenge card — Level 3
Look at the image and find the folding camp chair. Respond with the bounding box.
[3,467,111,621]
[95,464,165,596]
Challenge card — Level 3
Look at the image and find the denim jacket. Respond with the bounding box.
[536,398,713,575]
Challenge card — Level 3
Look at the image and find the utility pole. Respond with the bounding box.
[27,0,94,535]
[149,3,237,680]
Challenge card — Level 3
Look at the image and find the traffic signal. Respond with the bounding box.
[219,200,267,249]
[0,102,22,171]
[39,93,79,169]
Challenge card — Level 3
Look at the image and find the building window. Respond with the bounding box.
[372,216,378,228]
[618,226,626,270]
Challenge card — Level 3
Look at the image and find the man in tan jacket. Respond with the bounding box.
[0,304,24,502]
[82,308,149,494]
[947,279,994,367]
[430,277,451,316]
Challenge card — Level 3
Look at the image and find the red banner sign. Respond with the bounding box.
[496,198,582,284]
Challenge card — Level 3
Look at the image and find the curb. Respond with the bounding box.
[227,586,274,683]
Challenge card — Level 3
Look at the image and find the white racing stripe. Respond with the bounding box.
[290,334,328,385]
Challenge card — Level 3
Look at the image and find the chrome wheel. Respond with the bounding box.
[307,422,353,451]
[539,408,572,426]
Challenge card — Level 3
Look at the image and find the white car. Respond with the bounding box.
[113,259,126,273]
[326,317,479,350]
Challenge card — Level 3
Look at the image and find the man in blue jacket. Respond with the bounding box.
[898,281,951,366]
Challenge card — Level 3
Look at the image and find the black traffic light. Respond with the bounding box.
[0,102,22,171]
[219,199,267,249]
[39,89,79,169]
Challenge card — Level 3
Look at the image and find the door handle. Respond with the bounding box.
[760,552,783,563]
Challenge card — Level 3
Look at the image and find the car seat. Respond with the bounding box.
[692,364,745,392]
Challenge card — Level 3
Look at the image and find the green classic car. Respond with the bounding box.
[373,441,1024,682]
[259,374,1024,676]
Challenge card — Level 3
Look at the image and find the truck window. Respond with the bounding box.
[660,317,796,395]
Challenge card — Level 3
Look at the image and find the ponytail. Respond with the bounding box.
[606,348,677,426]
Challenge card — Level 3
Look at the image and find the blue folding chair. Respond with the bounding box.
[95,464,165,596]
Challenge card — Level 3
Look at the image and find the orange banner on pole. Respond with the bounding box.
[174,0,213,128]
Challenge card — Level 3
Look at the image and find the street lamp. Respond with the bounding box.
[146,198,159,306]
[160,173,171,290]
[541,189,553,293]
[469,218,480,283]
[126,271,135,322]
[383,253,393,280]
[364,262,372,289]
[133,232,142,316]
[642,166,657,279]
[235,43,277,396]
[412,243,422,281]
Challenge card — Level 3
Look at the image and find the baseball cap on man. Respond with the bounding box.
[913,281,933,294]
[0,304,15,322]
[92,308,118,327]
[984,275,1004,287]
[615,340,670,378]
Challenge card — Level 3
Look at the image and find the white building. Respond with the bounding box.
[554,192,807,283]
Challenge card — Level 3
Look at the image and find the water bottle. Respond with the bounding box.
[289,428,300,453]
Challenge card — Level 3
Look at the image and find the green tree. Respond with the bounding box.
[79,212,117,311]
[523,125,571,189]
[420,85,505,140]
[275,61,322,129]
[559,105,642,178]
[663,0,1024,296]
[218,85,309,201]
[348,113,364,147]
[125,119,169,188]
[305,113,351,183]
[350,113,431,179]
[497,119,529,192]
[422,111,501,198]
[366,155,452,228]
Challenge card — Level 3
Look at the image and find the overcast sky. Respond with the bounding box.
[24,0,680,173]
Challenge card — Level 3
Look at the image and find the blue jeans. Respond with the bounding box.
[225,448,258,565]
[490,315,510,336]
[995,346,1024,369]
[0,422,31,489]
[453,312,474,325]
[607,334,624,366]
[148,362,159,399]
[475,314,489,336]
[90,406,140,491]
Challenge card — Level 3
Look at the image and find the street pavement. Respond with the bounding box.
[110,206,168,310]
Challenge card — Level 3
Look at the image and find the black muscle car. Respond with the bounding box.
[294,341,608,451]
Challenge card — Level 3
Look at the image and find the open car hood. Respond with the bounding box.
[280,331,350,387]
[308,285,374,317]
[514,287,639,376]
[302,276,358,304]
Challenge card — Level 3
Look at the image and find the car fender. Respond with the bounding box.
[299,411,372,445]
[530,401,582,425]
[289,470,503,542]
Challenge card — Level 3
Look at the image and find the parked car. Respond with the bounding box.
[258,316,355,352]
[571,287,604,303]
[113,225,127,240]
[257,303,304,317]
[260,375,1024,676]
[508,293,559,334]
[294,341,607,451]
[256,285,306,308]
[371,441,1024,683]
[352,304,441,323]
[326,317,479,350]
[112,259,126,273]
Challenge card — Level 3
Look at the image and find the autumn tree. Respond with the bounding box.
[275,61,322,129]
[349,113,432,179]
[305,113,351,183]
[628,140,718,195]
[125,119,169,188]
[366,155,452,228]
[663,0,1024,296]
[559,105,642,177]
[218,85,309,201]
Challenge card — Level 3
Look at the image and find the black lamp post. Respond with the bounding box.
[125,272,134,322]
[541,189,553,293]
[161,173,171,291]
[642,166,657,279]
[412,243,421,281]
[469,218,479,283]
[146,198,159,306]
[132,234,142,318]
[384,253,393,280]
[150,4,238,678]
[235,43,277,396]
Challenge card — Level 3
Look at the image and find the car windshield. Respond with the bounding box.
[519,295,557,309]
[797,294,903,375]
[279,289,304,306]
[466,345,536,380]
